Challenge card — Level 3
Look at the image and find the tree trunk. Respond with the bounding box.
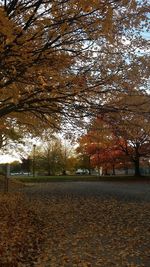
[88,168,91,175]
[104,167,108,175]
[48,169,51,176]
[134,158,141,176]
[4,164,10,193]
[88,156,91,175]
[124,167,128,175]
[112,164,115,175]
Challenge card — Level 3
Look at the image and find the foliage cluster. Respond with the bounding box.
[0,0,149,133]
[0,0,149,169]
[77,109,150,176]
[25,135,77,176]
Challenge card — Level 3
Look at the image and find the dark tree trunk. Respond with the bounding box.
[104,168,108,175]
[62,170,66,175]
[134,158,141,176]
[88,155,91,175]
[125,167,128,175]
[112,164,115,175]
[48,169,51,176]
[88,168,91,175]
[47,160,51,175]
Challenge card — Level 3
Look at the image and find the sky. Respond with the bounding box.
[0,136,36,164]
[0,154,21,164]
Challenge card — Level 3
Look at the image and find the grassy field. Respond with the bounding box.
[13,174,150,183]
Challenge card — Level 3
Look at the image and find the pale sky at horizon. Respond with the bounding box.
[0,154,21,164]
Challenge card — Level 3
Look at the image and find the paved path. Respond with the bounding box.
[20,181,150,202]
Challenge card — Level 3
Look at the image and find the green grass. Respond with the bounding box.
[13,174,150,183]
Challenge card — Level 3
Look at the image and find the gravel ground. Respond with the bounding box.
[19,181,150,202]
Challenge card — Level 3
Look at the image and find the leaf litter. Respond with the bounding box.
[0,192,150,266]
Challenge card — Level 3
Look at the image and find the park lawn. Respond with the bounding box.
[14,174,150,183]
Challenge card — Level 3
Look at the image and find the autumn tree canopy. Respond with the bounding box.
[0,0,149,130]
[0,117,23,149]
[76,118,126,175]
[77,106,150,176]
[106,111,150,176]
